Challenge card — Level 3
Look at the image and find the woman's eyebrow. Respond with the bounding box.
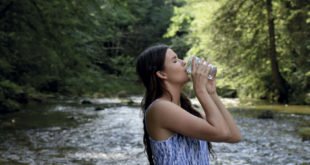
[171,56,177,60]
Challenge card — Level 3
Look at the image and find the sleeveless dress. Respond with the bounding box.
[145,110,210,165]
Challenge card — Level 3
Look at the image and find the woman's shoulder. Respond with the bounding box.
[146,99,177,118]
[147,99,175,111]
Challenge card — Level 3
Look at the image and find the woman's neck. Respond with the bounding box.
[161,83,183,106]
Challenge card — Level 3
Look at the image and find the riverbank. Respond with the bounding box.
[0,75,143,114]
[190,97,310,115]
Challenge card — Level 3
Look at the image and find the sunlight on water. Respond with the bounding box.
[69,152,128,160]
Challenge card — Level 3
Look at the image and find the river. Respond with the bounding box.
[0,97,309,165]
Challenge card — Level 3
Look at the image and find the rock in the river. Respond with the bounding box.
[117,90,128,98]
[67,116,78,120]
[94,106,105,111]
[257,110,274,119]
[81,100,92,104]
[126,99,135,106]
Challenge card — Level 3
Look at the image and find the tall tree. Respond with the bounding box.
[266,0,289,103]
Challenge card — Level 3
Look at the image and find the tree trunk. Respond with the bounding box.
[266,0,289,103]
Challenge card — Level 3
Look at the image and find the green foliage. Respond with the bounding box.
[111,55,135,76]
[0,0,177,113]
[1,0,308,111]
[0,80,23,113]
[166,0,309,104]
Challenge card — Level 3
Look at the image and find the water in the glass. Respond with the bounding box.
[186,56,217,80]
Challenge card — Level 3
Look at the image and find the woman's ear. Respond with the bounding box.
[156,71,167,80]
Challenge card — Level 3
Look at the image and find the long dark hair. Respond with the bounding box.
[136,44,214,164]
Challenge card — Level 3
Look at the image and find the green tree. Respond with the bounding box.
[166,0,309,103]
[0,0,177,113]
[266,0,289,103]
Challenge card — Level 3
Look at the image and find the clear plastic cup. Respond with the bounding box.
[186,56,217,80]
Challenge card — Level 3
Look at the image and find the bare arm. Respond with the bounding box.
[202,59,241,143]
[190,57,231,141]
[201,59,241,143]
[195,89,231,140]
[210,93,242,143]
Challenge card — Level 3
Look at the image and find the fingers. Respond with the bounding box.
[193,57,202,74]
[205,64,211,76]
[196,59,202,73]
[191,57,196,73]
[192,57,211,77]
[200,59,210,75]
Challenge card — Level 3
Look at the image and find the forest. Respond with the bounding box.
[0,0,309,113]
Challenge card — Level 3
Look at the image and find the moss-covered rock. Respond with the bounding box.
[257,110,274,119]
[298,127,310,141]
[117,90,128,98]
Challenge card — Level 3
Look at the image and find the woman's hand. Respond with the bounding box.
[191,57,210,94]
[206,75,217,95]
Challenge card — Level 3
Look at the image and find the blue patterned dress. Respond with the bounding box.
[145,112,210,165]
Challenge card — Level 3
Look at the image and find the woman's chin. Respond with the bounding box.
[184,76,191,83]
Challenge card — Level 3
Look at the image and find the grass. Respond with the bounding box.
[235,104,310,115]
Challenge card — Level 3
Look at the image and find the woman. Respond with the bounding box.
[136,44,241,165]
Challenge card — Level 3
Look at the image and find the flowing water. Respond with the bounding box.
[0,97,309,165]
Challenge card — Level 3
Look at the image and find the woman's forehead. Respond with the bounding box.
[166,49,177,58]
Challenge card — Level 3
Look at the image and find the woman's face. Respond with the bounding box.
[161,48,190,84]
